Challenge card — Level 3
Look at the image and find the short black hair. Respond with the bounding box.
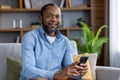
[40,3,58,16]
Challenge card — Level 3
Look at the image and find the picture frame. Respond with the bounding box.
[30,0,62,8]
[70,0,84,8]
[24,0,31,8]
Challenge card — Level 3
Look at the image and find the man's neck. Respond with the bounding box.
[47,32,56,37]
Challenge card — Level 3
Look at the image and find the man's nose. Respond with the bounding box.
[51,16,57,21]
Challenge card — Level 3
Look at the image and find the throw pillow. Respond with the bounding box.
[73,53,92,80]
[6,57,21,80]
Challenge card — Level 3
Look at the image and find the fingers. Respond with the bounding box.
[69,61,78,68]
[67,66,87,77]
[80,63,87,67]
[71,62,88,76]
[68,68,80,76]
[74,63,88,70]
[78,68,88,76]
[65,61,88,77]
[81,71,87,76]
[69,62,87,75]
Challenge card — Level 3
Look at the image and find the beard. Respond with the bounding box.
[43,24,61,33]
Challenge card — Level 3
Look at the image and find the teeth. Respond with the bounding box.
[51,24,55,25]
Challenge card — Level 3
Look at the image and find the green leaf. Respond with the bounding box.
[92,37,108,56]
[80,22,94,43]
[92,25,107,46]
[77,21,108,58]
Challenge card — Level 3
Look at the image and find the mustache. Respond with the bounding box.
[45,24,62,28]
[56,24,62,28]
[43,24,62,32]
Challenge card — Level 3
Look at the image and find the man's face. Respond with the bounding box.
[41,6,61,33]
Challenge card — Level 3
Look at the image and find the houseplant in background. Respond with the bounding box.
[31,21,41,29]
[76,18,85,27]
[76,21,108,58]
[76,17,90,28]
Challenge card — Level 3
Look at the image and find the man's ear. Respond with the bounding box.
[39,16,42,21]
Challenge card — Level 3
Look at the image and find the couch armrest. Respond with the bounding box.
[96,66,120,80]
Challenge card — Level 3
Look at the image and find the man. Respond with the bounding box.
[20,3,87,80]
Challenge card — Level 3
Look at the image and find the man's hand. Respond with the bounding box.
[53,61,88,80]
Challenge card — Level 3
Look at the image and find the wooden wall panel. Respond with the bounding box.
[91,0,107,65]
[91,0,105,33]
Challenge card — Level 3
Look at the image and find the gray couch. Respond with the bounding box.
[0,43,120,80]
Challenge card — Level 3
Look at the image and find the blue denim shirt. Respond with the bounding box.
[20,27,73,80]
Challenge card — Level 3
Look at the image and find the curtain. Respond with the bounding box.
[109,0,120,68]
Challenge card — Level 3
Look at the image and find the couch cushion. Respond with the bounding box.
[0,43,21,80]
[70,40,78,56]
[73,53,97,80]
[73,53,92,80]
[7,57,21,80]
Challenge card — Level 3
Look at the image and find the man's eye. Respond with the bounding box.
[56,15,60,19]
[47,15,52,18]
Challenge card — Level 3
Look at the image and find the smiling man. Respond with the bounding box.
[20,3,88,80]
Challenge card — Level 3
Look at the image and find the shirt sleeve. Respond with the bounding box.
[21,32,55,80]
[61,39,73,69]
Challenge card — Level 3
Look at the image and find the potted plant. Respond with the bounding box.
[31,22,41,29]
[76,22,108,58]
[76,17,85,27]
